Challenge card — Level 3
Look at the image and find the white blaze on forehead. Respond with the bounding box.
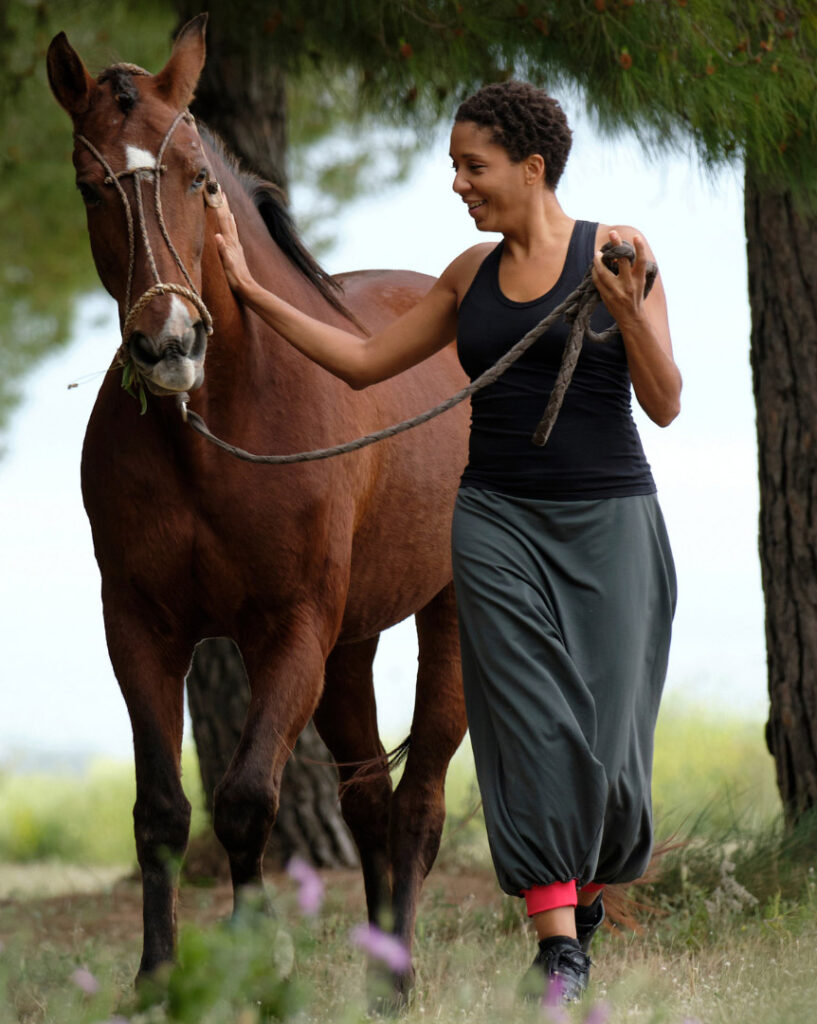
[125,145,157,172]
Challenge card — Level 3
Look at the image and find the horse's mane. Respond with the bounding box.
[199,126,367,332]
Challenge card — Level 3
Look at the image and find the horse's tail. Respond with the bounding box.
[603,834,685,933]
[336,735,411,797]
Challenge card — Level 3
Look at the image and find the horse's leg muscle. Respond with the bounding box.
[105,611,193,980]
[213,620,326,903]
[313,636,392,923]
[391,583,467,988]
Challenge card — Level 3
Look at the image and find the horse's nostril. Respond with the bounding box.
[129,332,160,366]
[188,321,207,361]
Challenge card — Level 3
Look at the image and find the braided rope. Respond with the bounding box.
[182,242,655,465]
[75,133,137,311]
[121,283,214,347]
[154,111,200,296]
[133,168,160,283]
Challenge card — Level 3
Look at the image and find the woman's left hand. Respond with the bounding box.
[214,193,255,297]
[591,228,650,330]
[591,225,681,427]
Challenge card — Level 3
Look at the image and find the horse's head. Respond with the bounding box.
[47,14,219,396]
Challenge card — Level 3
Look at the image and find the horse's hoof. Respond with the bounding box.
[366,964,415,1016]
[134,960,173,1006]
[232,882,275,919]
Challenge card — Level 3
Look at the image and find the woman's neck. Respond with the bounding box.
[501,190,574,261]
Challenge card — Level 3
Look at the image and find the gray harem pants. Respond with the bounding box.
[451,487,676,896]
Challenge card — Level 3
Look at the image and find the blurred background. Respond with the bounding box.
[0,1,774,880]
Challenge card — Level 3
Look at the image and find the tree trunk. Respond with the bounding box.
[745,173,817,821]
[186,639,357,871]
[173,3,355,868]
[175,2,288,189]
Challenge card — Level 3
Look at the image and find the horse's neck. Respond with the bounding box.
[199,153,327,387]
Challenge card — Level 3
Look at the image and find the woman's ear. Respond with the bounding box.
[524,154,546,185]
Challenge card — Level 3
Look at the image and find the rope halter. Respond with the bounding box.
[74,108,220,359]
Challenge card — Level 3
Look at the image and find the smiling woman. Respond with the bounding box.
[215,78,682,1004]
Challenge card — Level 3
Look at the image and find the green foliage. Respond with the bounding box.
[121,358,149,414]
[652,696,780,833]
[136,903,311,1023]
[0,748,207,865]
[192,1,817,198]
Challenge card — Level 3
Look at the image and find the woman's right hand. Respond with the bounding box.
[214,195,254,295]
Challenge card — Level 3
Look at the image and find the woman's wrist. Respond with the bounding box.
[238,276,268,309]
[613,305,648,336]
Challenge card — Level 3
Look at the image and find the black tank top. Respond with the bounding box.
[456,220,656,500]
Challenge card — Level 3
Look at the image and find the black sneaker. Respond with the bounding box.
[518,935,591,1004]
[575,894,605,954]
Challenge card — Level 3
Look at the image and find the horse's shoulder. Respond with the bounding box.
[333,268,436,290]
[333,268,437,319]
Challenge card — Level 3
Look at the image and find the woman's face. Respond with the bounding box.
[449,120,538,232]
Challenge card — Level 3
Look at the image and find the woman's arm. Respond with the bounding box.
[592,227,682,427]
[214,199,460,390]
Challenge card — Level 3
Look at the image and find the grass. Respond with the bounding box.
[2,864,817,1023]
[0,749,206,869]
[0,698,779,872]
[3,701,816,1022]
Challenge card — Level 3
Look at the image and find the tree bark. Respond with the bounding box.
[175,2,288,189]
[745,173,817,821]
[186,639,357,870]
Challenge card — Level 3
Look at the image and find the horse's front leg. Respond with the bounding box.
[104,602,194,980]
[212,616,327,902]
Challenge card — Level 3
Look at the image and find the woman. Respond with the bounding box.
[214,80,680,1003]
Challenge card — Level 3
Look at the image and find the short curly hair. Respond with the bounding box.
[454,81,572,189]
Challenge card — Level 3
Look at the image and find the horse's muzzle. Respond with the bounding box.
[129,320,208,394]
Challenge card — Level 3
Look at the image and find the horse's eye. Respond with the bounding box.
[77,181,101,207]
[191,168,208,191]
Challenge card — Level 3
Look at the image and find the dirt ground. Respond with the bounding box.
[0,866,505,954]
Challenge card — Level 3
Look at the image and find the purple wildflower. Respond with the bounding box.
[349,923,411,974]
[539,974,570,1022]
[286,856,324,916]
[70,967,100,995]
[540,1002,569,1024]
[583,1001,612,1024]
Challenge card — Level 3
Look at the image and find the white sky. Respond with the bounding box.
[0,105,766,762]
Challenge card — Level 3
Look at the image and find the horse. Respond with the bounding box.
[47,14,469,996]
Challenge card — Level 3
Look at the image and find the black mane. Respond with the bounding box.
[199,126,365,331]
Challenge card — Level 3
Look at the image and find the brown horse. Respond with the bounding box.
[47,14,468,994]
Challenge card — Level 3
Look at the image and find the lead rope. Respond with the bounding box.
[181,242,656,463]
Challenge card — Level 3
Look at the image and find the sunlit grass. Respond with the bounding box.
[2,870,816,1023]
[0,701,778,873]
[0,749,206,868]
[1,696,816,1023]
[652,694,779,832]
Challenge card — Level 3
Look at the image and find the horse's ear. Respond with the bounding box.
[154,13,208,111]
[47,32,97,117]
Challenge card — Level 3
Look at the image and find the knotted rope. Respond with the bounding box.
[181,241,656,464]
